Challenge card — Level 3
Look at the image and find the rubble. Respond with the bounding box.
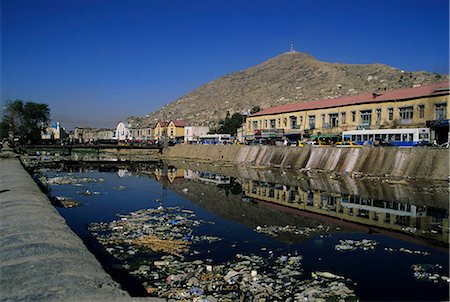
[335,239,378,252]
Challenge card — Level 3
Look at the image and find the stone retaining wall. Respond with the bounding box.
[163,145,449,180]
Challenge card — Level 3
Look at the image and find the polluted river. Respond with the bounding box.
[34,161,449,301]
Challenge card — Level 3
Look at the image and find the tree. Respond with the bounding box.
[217,111,244,135]
[1,100,50,144]
[250,105,261,114]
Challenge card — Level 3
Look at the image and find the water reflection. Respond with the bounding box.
[153,162,448,247]
[41,161,449,301]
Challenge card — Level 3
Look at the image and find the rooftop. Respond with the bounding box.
[250,81,450,117]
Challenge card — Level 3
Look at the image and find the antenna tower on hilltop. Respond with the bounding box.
[290,43,296,52]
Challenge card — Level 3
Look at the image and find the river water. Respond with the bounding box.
[39,161,449,301]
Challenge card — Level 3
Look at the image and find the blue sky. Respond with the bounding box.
[1,0,449,130]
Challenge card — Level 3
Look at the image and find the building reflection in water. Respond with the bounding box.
[242,179,448,244]
[141,163,449,246]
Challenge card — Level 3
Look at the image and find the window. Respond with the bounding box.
[252,121,258,130]
[259,120,262,129]
[376,108,381,124]
[329,113,338,127]
[418,105,425,119]
[290,116,298,129]
[299,116,303,124]
[341,112,346,125]
[278,118,281,127]
[388,108,393,120]
[399,106,413,124]
[264,120,268,128]
[270,119,276,129]
[321,114,326,126]
[351,111,356,122]
[360,110,372,126]
[435,103,447,119]
[309,115,316,129]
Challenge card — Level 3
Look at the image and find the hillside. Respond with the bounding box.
[135,52,448,126]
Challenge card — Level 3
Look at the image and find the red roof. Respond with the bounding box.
[170,120,186,127]
[251,81,450,117]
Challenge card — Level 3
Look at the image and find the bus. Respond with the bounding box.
[197,134,231,144]
[342,128,430,146]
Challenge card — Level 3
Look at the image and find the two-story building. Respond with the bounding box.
[153,121,168,140]
[167,120,185,140]
[130,122,154,141]
[154,120,186,140]
[245,82,449,143]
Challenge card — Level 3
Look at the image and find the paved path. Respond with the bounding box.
[0,154,159,301]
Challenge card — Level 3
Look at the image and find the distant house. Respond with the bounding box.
[115,121,131,141]
[41,121,65,141]
[184,125,210,143]
[130,122,155,141]
[71,127,114,143]
[167,120,185,139]
[154,121,169,140]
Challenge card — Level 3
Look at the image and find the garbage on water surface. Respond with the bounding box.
[335,239,378,252]
[52,196,81,208]
[411,264,450,283]
[89,206,359,300]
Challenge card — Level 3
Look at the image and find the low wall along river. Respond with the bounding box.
[163,145,449,180]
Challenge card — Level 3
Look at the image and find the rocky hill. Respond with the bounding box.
[135,52,448,126]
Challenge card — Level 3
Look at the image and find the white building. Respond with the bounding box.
[115,121,131,141]
[184,126,210,143]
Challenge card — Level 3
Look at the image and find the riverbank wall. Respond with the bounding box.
[25,146,161,162]
[0,153,155,301]
[163,145,449,180]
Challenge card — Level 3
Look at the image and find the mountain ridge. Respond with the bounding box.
[130,52,448,126]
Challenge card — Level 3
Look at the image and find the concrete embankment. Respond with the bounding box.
[163,145,449,180]
[0,155,155,301]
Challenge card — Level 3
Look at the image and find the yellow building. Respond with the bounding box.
[245,82,449,143]
[154,120,185,140]
[153,121,168,140]
[167,120,185,139]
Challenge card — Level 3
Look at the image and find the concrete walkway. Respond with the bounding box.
[0,153,151,301]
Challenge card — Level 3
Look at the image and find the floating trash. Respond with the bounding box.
[89,206,220,260]
[335,239,378,252]
[254,224,331,238]
[129,253,357,301]
[113,185,126,190]
[384,247,431,256]
[42,175,104,186]
[411,264,449,283]
[52,196,81,208]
